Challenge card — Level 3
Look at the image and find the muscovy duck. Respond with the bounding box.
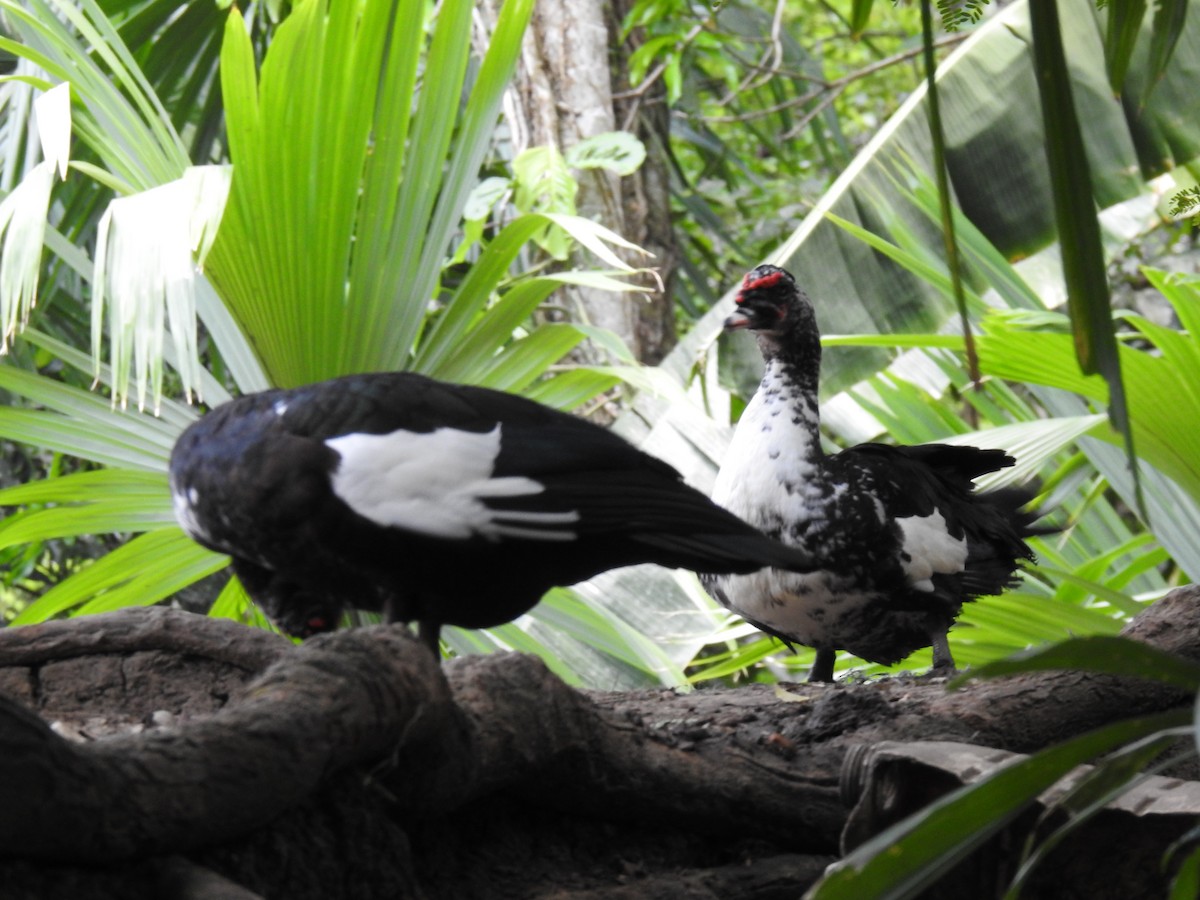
[169,370,819,650]
[702,265,1041,682]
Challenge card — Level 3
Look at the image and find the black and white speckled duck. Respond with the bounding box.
[169,370,820,650]
[702,265,1041,682]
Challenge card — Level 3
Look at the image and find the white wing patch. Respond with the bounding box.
[326,425,579,542]
[897,510,967,591]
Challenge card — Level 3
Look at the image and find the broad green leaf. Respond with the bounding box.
[73,538,229,616]
[205,0,548,388]
[955,592,1126,647]
[462,176,512,221]
[423,279,560,386]
[0,471,174,549]
[688,633,788,683]
[1144,0,1189,107]
[1029,0,1136,500]
[0,469,168,506]
[1004,725,1192,899]
[951,636,1200,691]
[1038,566,1147,618]
[975,294,1200,508]
[1168,841,1200,900]
[12,529,225,624]
[512,145,577,218]
[821,334,966,351]
[1104,0,1148,93]
[542,212,648,271]
[0,363,179,450]
[880,158,1045,311]
[0,0,189,191]
[413,216,554,375]
[849,0,875,38]
[193,278,268,397]
[475,324,588,393]
[523,368,621,411]
[807,708,1192,900]
[208,575,274,631]
[936,415,1106,487]
[406,0,537,363]
[564,131,647,176]
[15,330,205,431]
[0,502,176,548]
[532,587,673,673]
[0,408,167,471]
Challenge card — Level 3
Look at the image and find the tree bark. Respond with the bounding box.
[476,0,678,365]
[1,587,1198,898]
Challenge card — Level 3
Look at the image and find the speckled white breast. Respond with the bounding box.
[717,565,880,649]
[709,365,859,647]
[711,367,822,531]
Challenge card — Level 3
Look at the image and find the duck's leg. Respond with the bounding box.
[929,629,956,673]
[381,591,442,659]
[808,647,837,683]
[417,620,442,658]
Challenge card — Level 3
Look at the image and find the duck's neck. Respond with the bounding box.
[747,355,822,470]
[756,318,823,444]
[712,336,824,512]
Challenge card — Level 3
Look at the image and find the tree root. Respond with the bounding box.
[0,586,1196,897]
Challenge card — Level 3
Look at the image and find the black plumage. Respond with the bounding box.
[702,265,1042,682]
[169,371,818,649]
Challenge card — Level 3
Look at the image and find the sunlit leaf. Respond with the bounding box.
[951,636,1200,691]
[849,0,875,38]
[0,160,54,350]
[564,131,647,176]
[91,166,230,410]
[12,529,225,624]
[32,80,71,177]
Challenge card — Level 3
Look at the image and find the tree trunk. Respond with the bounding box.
[2,588,1199,898]
[476,0,678,365]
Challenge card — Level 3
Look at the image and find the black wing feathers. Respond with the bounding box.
[840,440,1040,598]
[277,372,579,440]
[177,371,815,583]
[493,468,816,573]
[282,372,800,569]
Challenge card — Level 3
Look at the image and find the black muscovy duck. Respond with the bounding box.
[169,370,819,650]
[702,265,1042,682]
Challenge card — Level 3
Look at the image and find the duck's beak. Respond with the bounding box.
[724,308,752,331]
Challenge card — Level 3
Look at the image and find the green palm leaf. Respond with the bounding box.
[0,0,682,691]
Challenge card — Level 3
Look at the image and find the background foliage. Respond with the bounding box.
[0,0,1196,689]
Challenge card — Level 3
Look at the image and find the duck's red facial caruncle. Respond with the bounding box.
[725,264,796,332]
